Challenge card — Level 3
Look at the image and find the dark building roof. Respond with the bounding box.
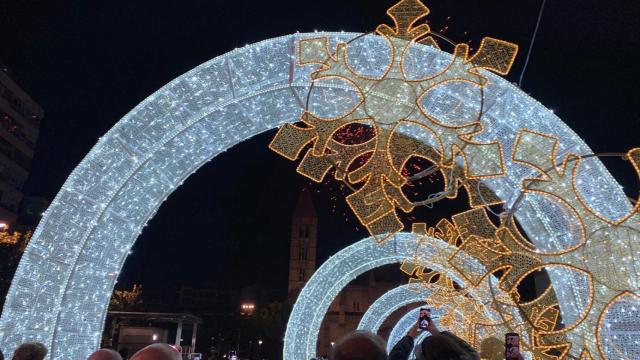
[107,311,203,324]
[293,187,316,218]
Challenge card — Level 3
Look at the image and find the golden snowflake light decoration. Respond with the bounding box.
[272,1,639,359]
[270,0,518,243]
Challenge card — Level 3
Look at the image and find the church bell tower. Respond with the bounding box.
[288,187,318,302]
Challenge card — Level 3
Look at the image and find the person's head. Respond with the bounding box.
[331,330,387,360]
[419,308,429,317]
[87,349,123,360]
[418,335,467,360]
[479,337,503,360]
[130,344,180,360]
[12,342,47,360]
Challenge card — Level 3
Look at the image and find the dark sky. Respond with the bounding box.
[1,1,639,303]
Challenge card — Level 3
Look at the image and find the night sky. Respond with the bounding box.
[1,1,638,304]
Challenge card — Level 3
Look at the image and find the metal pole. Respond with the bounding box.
[175,320,183,347]
[191,323,198,353]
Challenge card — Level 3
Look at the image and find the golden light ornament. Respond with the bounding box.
[271,1,639,359]
[270,0,518,243]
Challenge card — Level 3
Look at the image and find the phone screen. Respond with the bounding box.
[504,333,520,359]
[418,308,431,331]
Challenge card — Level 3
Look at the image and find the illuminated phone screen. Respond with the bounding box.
[504,333,520,359]
[418,308,431,330]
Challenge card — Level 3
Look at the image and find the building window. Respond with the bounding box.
[299,245,308,261]
[299,268,306,281]
[299,224,310,238]
[352,302,361,312]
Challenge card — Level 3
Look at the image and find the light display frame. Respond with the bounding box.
[284,232,523,360]
[0,26,634,360]
[357,284,433,333]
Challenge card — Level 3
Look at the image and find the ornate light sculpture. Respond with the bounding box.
[0,1,635,359]
[283,233,523,360]
[357,284,433,333]
[271,1,640,358]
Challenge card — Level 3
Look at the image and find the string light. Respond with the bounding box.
[283,233,523,360]
[0,2,635,358]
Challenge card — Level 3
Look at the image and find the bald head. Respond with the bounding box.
[332,331,387,360]
[130,344,180,360]
[87,349,122,360]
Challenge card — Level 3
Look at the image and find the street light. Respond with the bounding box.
[240,303,255,315]
[258,340,262,346]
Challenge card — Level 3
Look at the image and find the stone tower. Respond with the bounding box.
[288,187,318,302]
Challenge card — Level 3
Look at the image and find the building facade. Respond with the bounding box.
[287,188,404,356]
[0,64,44,224]
[287,187,318,302]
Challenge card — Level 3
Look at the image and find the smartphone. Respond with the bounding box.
[418,308,431,331]
[504,333,520,359]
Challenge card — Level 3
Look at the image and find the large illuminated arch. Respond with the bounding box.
[285,232,524,360]
[0,31,635,359]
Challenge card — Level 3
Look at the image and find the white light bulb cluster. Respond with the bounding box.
[0,32,634,360]
[387,307,428,354]
[284,233,522,360]
[357,284,437,333]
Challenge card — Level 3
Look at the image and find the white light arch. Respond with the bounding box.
[285,233,523,360]
[387,307,429,354]
[358,284,489,346]
[357,284,432,332]
[388,308,532,360]
[0,32,632,359]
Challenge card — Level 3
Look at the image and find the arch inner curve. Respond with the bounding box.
[0,31,630,360]
[285,233,524,360]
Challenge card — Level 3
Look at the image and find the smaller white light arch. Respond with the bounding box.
[387,307,429,353]
[357,284,431,332]
[411,331,430,360]
[284,232,523,360]
[1,30,633,360]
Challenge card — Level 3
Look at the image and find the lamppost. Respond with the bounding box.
[257,340,263,359]
[238,302,255,356]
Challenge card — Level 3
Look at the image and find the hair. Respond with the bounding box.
[1,347,4,360]
[87,349,123,360]
[479,336,503,360]
[12,342,47,360]
[130,344,180,360]
[420,335,467,360]
[331,330,387,360]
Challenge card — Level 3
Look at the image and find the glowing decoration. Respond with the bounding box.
[400,249,522,348]
[410,331,430,360]
[360,285,492,350]
[356,284,438,333]
[0,3,634,359]
[436,138,640,358]
[272,1,639,358]
[269,0,518,243]
[284,233,524,360]
[387,307,429,353]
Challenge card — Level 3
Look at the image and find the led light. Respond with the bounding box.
[0,27,635,360]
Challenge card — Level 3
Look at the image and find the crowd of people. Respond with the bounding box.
[329,320,524,360]
[0,319,523,360]
[0,343,182,360]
